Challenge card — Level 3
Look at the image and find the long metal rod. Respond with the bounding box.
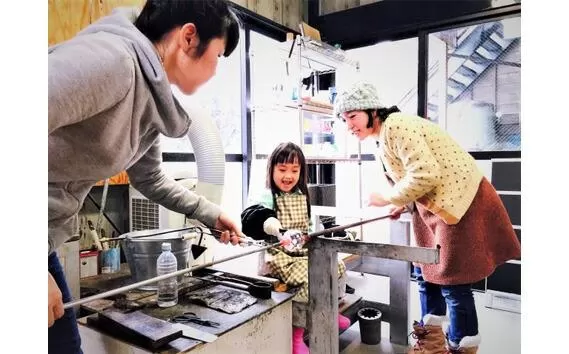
[99,226,198,243]
[64,213,397,309]
[64,242,280,309]
[101,226,262,246]
[298,34,304,149]
[308,212,406,238]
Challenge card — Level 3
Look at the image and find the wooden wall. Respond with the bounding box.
[49,0,302,47]
[242,0,302,30]
[320,0,381,15]
[48,0,146,46]
[48,0,90,46]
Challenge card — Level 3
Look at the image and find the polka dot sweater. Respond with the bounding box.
[376,113,483,225]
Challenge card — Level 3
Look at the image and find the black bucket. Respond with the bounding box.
[357,307,382,345]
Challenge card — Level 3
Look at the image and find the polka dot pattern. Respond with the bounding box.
[376,113,483,223]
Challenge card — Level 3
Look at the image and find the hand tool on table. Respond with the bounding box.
[112,294,146,313]
[193,275,273,299]
[64,213,399,309]
[169,312,220,328]
[89,308,219,347]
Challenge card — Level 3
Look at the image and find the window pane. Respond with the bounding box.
[249,31,361,159]
[161,29,244,154]
[159,161,243,217]
[221,162,244,220]
[428,16,521,151]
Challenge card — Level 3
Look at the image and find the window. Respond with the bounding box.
[427,16,521,151]
[249,31,360,159]
[249,31,302,157]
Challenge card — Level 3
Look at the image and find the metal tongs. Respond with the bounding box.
[202,228,272,247]
[237,235,268,247]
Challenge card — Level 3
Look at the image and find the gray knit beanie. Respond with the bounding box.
[333,82,384,119]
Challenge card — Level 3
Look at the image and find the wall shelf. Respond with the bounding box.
[252,101,334,119]
[306,157,361,164]
[280,36,360,73]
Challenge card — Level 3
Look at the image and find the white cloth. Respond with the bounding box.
[263,217,282,237]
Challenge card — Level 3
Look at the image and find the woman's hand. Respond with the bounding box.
[389,205,406,220]
[48,272,64,327]
[214,212,243,245]
[368,192,390,207]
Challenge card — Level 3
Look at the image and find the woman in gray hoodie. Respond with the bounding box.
[48,1,241,352]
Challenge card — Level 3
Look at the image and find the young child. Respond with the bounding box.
[241,142,350,354]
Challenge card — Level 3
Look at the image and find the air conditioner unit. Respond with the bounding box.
[128,178,198,231]
[128,178,220,266]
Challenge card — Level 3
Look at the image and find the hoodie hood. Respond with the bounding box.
[76,8,190,138]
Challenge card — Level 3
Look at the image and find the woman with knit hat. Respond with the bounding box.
[334,82,520,354]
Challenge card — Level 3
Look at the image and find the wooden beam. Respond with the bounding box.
[248,0,283,24]
[283,0,302,30]
[91,0,145,22]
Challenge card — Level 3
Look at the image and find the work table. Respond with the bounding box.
[77,265,295,353]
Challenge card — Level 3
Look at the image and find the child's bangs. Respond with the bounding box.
[275,149,300,165]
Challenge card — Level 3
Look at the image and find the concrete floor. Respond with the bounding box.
[339,271,521,354]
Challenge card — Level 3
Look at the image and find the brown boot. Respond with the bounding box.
[408,315,447,354]
[445,334,481,354]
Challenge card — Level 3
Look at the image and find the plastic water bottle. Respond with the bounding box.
[156,242,178,308]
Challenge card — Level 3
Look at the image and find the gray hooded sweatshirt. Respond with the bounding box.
[48,9,222,255]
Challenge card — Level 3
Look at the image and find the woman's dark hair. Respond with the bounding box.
[134,0,240,58]
[365,105,401,128]
[266,142,311,218]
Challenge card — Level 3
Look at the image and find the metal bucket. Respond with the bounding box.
[121,229,195,290]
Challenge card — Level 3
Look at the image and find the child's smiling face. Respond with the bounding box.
[273,160,300,193]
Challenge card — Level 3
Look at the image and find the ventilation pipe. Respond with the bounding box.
[184,104,225,205]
